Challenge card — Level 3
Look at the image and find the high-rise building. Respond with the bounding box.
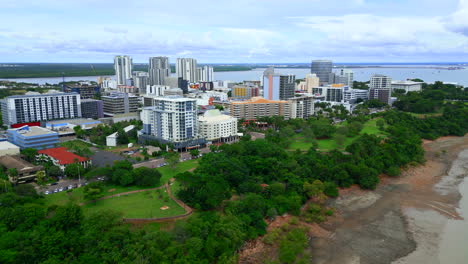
[81,99,104,119]
[149,57,170,85]
[176,58,197,83]
[311,60,333,85]
[335,69,354,87]
[139,96,205,150]
[370,74,392,89]
[178,77,189,94]
[288,95,315,119]
[133,71,149,94]
[305,74,320,93]
[1,91,81,126]
[369,88,391,104]
[262,68,295,100]
[114,55,133,85]
[101,92,140,116]
[312,84,345,102]
[232,85,260,99]
[199,109,238,143]
[197,66,214,82]
[230,97,291,120]
[65,83,100,99]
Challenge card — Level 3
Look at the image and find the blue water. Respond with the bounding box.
[1,66,468,86]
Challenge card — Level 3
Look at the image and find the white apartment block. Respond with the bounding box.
[197,66,214,82]
[344,89,369,102]
[176,58,198,82]
[370,74,392,89]
[198,109,237,142]
[335,69,354,87]
[288,95,315,119]
[149,57,170,85]
[146,85,171,97]
[114,55,133,85]
[1,91,81,126]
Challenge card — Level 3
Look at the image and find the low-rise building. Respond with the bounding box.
[0,141,20,156]
[344,89,369,102]
[6,125,59,150]
[199,109,238,143]
[37,147,91,171]
[81,99,104,119]
[391,80,423,93]
[0,155,43,183]
[102,92,140,116]
[230,97,291,120]
[106,125,135,147]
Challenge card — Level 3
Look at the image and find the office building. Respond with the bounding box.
[65,83,100,99]
[1,91,81,126]
[149,57,170,85]
[370,74,392,89]
[197,66,214,82]
[391,80,423,93]
[37,147,91,171]
[344,89,369,102]
[311,60,333,85]
[117,85,139,94]
[199,109,238,143]
[114,55,133,85]
[369,88,391,104]
[178,77,189,94]
[139,96,205,150]
[335,69,354,87]
[262,68,295,100]
[102,92,139,116]
[312,84,345,102]
[288,95,315,119]
[6,125,59,150]
[101,78,117,90]
[80,99,104,119]
[232,85,260,99]
[176,58,197,82]
[230,97,291,120]
[0,155,43,184]
[133,71,149,94]
[200,82,214,92]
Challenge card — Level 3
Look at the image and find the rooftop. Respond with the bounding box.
[0,141,20,150]
[199,109,236,122]
[0,155,43,172]
[8,126,58,137]
[391,80,424,85]
[231,97,288,105]
[38,147,89,165]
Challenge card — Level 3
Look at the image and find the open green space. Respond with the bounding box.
[83,189,185,218]
[289,118,388,152]
[157,159,198,183]
[60,140,93,149]
[408,112,443,118]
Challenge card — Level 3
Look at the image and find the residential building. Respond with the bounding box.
[37,147,91,171]
[80,99,104,119]
[262,68,295,100]
[197,66,214,82]
[311,60,333,85]
[369,88,391,104]
[117,85,139,94]
[1,91,81,126]
[312,84,345,102]
[391,80,423,93]
[335,69,354,87]
[199,109,238,143]
[101,78,117,90]
[232,85,260,99]
[114,55,133,85]
[178,77,189,94]
[139,96,205,150]
[6,125,59,150]
[149,57,170,85]
[200,82,214,91]
[344,89,369,102]
[146,85,171,97]
[176,58,197,82]
[0,155,43,183]
[164,88,184,96]
[230,97,291,120]
[0,141,20,156]
[370,74,392,89]
[102,92,139,116]
[133,71,149,94]
[65,83,100,99]
[305,73,320,93]
[288,95,315,119]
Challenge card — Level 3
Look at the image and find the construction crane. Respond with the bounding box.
[90,64,97,75]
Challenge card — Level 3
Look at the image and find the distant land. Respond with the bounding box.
[0,62,466,79]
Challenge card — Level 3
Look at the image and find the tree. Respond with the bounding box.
[21,148,37,162]
[36,170,47,186]
[376,119,385,131]
[83,181,104,201]
[165,152,180,169]
[14,184,37,197]
[7,168,18,182]
[64,163,85,178]
[190,149,200,158]
[334,133,346,148]
[117,129,129,145]
[47,165,63,178]
[133,167,162,187]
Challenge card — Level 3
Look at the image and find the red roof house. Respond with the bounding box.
[37,147,91,169]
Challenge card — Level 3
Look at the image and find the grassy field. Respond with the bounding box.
[60,140,93,149]
[289,118,387,152]
[158,159,198,183]
[83,189,185,218]
[408,112,443,118]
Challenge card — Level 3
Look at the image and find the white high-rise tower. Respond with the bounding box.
[114,55,133,85]
[176,58,197,82]
[149,57,170,85]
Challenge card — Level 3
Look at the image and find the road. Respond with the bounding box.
[133,147,211,169]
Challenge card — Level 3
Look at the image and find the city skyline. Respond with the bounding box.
[0,0,467,63]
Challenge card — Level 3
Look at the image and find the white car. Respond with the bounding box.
[68,185,73,189]
[58,188,63,192]
[45,191,50,195]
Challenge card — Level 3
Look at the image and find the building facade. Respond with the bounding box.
[230,97,291,120]
[66,84,100,99]
[6,126,59,150]
[114,55,133,85]
[344,89,369,102]
[80,99,104,119]
[311,60,333,85]
[335,69,354,87]
[312,84,345,102]
[369,88,391,104]
[133,71,149,94]
[288,95,315,119]
[102,92,140,116]
[1,91,81,126]
[262,68,295,100]
[199,109,238,143]
[176,58,198,83]
[149,57,171,85]
[370,74,392,89]
[391,80,423,93]
[197,66,214,82]
[232,85,260,99]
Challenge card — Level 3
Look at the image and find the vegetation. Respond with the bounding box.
[74,120,142,146]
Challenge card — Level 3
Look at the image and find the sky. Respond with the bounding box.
[0,0,467,63]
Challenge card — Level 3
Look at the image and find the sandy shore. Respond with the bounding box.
[311,135,468,264]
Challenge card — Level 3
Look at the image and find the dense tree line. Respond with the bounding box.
[74,120,142,146]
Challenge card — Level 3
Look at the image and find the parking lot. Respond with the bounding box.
[35,178,99,195]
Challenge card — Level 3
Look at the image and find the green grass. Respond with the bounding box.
[60,140,93,149]
[157,159,198,183]
[408,112,443,118]
[289,118,388,152]
[82,189,185,218]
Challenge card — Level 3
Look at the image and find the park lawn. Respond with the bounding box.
[289,117,387,152]
[158,159,198,183]
[408,112,443,118]
[82,189,185,218]
[60,139,93,149]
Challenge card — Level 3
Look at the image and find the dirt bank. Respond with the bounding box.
[238,135,468,264]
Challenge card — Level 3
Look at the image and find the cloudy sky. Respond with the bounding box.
[0,0,467,63]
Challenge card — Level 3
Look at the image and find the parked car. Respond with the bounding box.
[68,185,74,189]
[51,182,58,186]
[53,189,58,193]
[45,191,50,195]
[58,188,63,192]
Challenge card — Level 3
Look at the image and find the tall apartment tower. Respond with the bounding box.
[336,69,354,87]
[176,58,198,83]
[149,57,170,85]
[197,66,214,82]
[311,60,333,85]
[369,74,392,104]
[262,68,295,101]
[114,55,133,85]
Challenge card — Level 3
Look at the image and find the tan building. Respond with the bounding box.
[0,155,43,184]
[199,109,238,143]
[288,95,315,119]
[0,141,20,156]
[232,85,259,99]
[230,97,290,120]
